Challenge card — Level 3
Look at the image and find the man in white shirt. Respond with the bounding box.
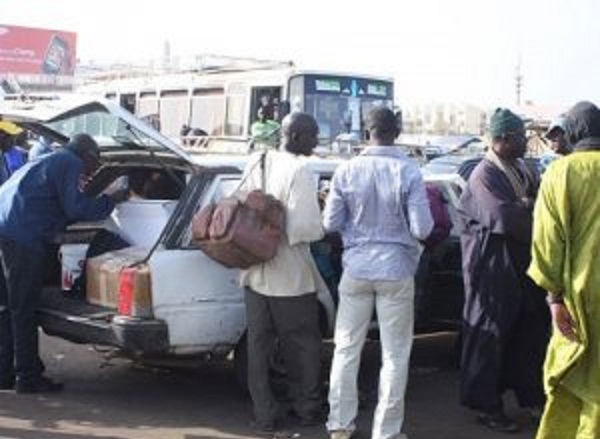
[240,112,326,432]
[323,106,433,439]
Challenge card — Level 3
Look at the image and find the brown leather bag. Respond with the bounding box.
[191,153,285,269]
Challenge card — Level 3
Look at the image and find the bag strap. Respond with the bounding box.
[261,151,266,191]
[235,151,268,193]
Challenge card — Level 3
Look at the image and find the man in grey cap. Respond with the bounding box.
[457,109,549,432]
[0,133,128,394]
[545,117,570,155]
[539,116,572,173]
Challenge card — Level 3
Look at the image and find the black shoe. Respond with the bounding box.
[298,414,325,427]
[250,419,277,434]
[288,406,326,427]
[15,376,63,394]
[0,376,15,390]
[476,411,520,433]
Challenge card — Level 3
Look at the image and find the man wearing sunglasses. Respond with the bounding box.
[458,109,549,432]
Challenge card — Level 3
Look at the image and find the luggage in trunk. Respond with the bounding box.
[86,247,149,308]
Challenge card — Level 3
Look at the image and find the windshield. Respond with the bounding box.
[290,74,394,146]
[306,94,393,145]
[46,108,167,151]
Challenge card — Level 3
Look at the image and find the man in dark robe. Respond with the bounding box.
[458,108,549,433]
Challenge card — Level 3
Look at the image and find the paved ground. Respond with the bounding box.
[0,332,538,439]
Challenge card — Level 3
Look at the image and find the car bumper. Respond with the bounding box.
[39,290,169,354]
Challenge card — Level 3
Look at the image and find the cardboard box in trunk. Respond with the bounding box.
[86,248,149,308]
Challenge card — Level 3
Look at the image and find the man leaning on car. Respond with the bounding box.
[0,133,128,394]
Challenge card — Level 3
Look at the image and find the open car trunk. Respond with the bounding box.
[1,99,201,353]
[39,158,193,353]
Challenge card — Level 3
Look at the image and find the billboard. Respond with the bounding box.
[0,24,77,76]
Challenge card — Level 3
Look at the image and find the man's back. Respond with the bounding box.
[0,150,113,251]
[325,107,433,439]
[239,150,324,297]
[323,146,432,280]
[535,152,600,276]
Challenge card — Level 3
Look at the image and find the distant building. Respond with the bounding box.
[511,103,568,130]
[403,102,487,135]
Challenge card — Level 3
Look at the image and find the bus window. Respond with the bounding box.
[249,86,282,127]
[289,76,304,113]
[297,74,394,145]
[160,89,191,139]
[138,91,159,119]
[191,88,225,135]
[120,94,136,114]
[225,83,247,136]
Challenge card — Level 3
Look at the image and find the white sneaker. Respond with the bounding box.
[330,431,353,439]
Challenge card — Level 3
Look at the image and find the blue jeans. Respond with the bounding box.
[0,237,45,384]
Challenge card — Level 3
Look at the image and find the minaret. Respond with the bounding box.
[162,40,171,72]
[515,56,523,106]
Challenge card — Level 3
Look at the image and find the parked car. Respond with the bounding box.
[1,99,466,386]
[423,152,541,181]
[416,173,464,331]
[421,153,484,180]
[1,100,337,381]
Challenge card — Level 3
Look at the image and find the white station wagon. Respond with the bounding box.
[3,99,337,385]
[2,98,465,386]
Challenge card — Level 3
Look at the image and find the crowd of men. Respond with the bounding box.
[0,100,598,439]
[238,103,599,439]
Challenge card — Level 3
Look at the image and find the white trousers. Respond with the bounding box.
[327,273,414,439]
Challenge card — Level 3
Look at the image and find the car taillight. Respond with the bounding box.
[118,265,153,318]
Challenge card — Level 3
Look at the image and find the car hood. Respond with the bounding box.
[1,98,194,164]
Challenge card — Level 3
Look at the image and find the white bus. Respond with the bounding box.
[77,65,394,146]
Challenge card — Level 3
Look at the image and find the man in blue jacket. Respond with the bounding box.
[0,133,125,393]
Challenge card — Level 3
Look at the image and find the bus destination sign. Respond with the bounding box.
[306,75,393,99]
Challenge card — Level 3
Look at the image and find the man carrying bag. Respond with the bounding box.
[239,112,327,432]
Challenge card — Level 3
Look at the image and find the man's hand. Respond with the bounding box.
[109,189,131,204]
[550,302,578,342]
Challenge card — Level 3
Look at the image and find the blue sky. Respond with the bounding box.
[2,0,599,107]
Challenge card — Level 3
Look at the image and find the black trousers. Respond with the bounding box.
[245,288,323,425]
[460,296,549,412]
[0,237,45,384]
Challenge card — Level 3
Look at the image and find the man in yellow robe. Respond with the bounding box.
[528,101,600,439]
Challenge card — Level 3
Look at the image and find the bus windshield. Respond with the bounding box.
[290,74,394,145]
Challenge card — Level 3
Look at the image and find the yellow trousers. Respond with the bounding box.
[536,386,600,439]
